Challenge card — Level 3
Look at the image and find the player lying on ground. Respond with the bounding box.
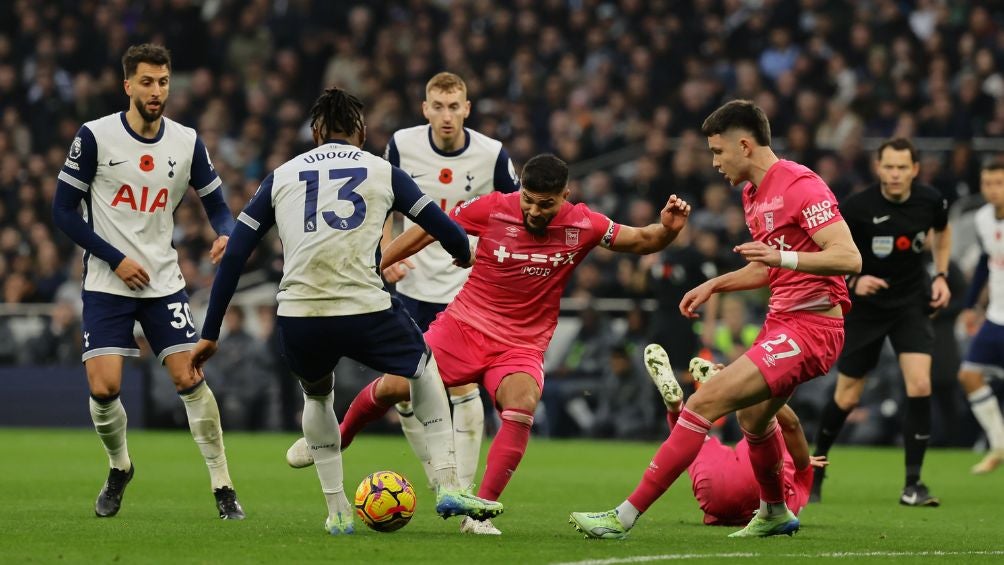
[626,344,824,527]
[287,153,691,535]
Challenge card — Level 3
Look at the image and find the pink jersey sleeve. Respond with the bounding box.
[585,208,620,249]
[449,192,501,236]
[794,176,843,236]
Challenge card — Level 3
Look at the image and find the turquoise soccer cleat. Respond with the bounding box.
[324,512,355,535]
[727,510,800,538]
[435,487,504,521]
[568,510,629,540]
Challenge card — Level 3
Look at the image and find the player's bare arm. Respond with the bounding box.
[113,257,151,290]
[380,214,415,283]
[929,225,952,309]
[608,195,691,254]
[679,262,769,319]
[735,220,861,276]
[776,405,811,471]
[381,225,438,271]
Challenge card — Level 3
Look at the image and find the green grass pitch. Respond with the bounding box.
[2,429,1002,564]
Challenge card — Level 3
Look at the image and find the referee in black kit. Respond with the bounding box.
[811,138,950,507]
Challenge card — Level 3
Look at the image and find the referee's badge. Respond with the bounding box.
[764,212,774,232]
[872,235,893,258]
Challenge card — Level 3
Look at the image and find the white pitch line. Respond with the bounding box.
[551,550,1004,565]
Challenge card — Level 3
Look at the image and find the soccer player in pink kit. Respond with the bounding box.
[334,153,692,534]
[571,100,861,539]
[646,345,825,526]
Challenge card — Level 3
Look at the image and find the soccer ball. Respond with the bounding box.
[353,470,417,532]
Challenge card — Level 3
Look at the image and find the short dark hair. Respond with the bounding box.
[309,87,365,139]
[876,137,917,163]
[701,100,771,146]
[121,44,171,78]
[983,160,1004,174]
[520,154,568,194]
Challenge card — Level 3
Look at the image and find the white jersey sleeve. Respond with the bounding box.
[974,204,1004,324]
[389,125,519,304]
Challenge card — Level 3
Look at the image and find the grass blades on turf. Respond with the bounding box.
[1,429,1002,564]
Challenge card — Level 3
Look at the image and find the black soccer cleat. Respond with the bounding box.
[899,482,940,507]
[809,465,825,503]
[214,486,246,520]
[95,465,134,517]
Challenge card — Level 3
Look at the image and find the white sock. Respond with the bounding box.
[303,390,352,518]
[395,401,436,488]
[180,381,232,490]
[615,500,639,529]
[969,385,1004,450]
[408,353,460,490]
[89,395,131,470]
[450,389,484,489]
[759,499,790,518]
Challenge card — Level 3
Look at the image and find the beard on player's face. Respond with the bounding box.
[134,95,165,122]
[522,212,552,235]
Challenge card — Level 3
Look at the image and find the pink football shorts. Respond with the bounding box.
[745,311,845,398]
[424,312,545,406]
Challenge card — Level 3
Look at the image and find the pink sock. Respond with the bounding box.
[338,379,391,450]
[477,408,533,501]
[744,419,785,504]
[628,408,711,512]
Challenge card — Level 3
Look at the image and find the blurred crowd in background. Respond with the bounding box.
[1,1,1002,444]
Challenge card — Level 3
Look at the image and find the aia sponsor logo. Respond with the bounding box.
[111,184,169,213]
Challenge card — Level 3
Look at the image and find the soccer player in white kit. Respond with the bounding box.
[382,72,520,498]
[51,44,243,519]
[959,162,1004,474]
[188,87,503,536]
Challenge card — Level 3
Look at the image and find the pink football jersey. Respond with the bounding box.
[445,191,620,351]
[743,160,850,314]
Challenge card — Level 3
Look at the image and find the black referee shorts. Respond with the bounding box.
[836,302,934,377]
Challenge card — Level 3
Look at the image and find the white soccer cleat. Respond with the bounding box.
[643,344,683,406]
[286,437,314,469]
[971,449,1004,475]
[460,516,502,535]
[688,357,720,383]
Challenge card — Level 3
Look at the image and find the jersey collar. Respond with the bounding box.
[427,126,470,157]
[322,138,354,146]
[119,111,166,144]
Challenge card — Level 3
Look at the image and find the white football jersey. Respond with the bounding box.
[974,204,1004,324]
[386,125,519,303]
[259,142,395,317]
[57,113,221,298]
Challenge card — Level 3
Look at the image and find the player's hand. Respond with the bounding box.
[960,308,982,336]
[733,241,781,267]
[188,339,218,380]
[809,455,829,468]
[114,257,151,290]
[382,259,415,283]
[680,281,715,319]
[452,244,477,269]
[660,194,691,233]
[853,275,889,296]
[929,275,950,310]
[209,235,229,265]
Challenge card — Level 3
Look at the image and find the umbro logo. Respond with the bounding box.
[109,159,128,167]
[873,215,890,224]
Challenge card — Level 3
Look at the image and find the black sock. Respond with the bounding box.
[814,399,851,457]
[903,396,931,487]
